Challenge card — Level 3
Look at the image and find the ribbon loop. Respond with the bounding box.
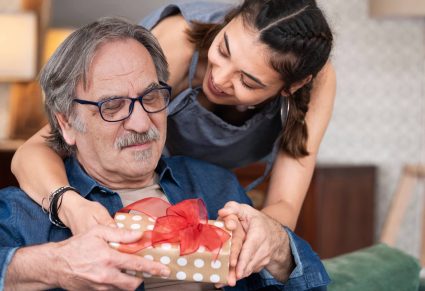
[116,197,230,257]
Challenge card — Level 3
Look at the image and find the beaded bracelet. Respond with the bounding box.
[42,186,79,228]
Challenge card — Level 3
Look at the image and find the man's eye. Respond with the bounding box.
[143,94,157,104]
[103,99,126,112]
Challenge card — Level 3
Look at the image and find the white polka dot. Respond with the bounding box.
[177,257,187,266]
[161,243,172,250]
[146,224,154,230]
[116,222,124,228]
[176,271,187,280]
[115,214,126,221]
[194,259,205,268]
[132,215,142,221]
[130,223,141,230]
[160,256,171,264]
[193,273,203,282]
[148,217,155,222]
[197,246,206,253]
[125,270,136,276]
[211,260,222,269]
[109,242,120,248]
[144,255,154,261]
[142,272,152,278]
[214,221,224,228]
[210,274,220,283]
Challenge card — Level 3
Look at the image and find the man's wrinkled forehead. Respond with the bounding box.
[76,39,158,99]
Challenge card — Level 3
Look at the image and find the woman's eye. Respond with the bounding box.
[240,75,256,90]
[217,44,227,57]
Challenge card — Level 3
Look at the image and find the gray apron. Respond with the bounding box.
[165,51,286,191]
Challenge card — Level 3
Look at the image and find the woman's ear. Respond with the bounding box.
[281,75,313,96]
[55,113,77,146]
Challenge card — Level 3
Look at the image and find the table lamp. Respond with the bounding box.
[0,12,37,82]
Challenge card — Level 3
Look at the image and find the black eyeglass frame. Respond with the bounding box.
[72,81,171,122]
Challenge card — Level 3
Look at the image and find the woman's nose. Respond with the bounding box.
[213,66,234,90]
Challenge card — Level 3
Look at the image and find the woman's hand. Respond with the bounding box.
[58,191,116,235]
[218,201,293,282]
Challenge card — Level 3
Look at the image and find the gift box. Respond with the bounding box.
[109,198,231,284]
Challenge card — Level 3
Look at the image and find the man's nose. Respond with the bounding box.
[123,100,151,132]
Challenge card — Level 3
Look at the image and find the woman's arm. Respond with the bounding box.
[262,62,337,230]
[12,125,68,203]
[11,125,114,234]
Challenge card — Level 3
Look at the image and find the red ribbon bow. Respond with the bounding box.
[116,197,230,258]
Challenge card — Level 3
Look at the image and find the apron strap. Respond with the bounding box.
[245,136,281,192]
[167,51,200,115]
[245,96,287,192]
[187,50,199,89]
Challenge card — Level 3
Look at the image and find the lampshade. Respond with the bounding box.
[370,0,425,18]
[42,28,73,65]
[0,12,37,82]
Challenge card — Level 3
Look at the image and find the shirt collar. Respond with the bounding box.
[64,155,181,197]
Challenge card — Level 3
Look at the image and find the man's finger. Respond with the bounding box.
[219,202,251,223]
[93,225,143,243]
[223,216,237,230]
[235,230,257,279]
[230,221,245,267]
[218,201,242,217]
[234,221,262,279]
[113,251,170,277]
[95,214,116,227]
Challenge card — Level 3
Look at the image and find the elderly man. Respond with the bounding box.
[0,18,329,290]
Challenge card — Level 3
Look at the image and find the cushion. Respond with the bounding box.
[324,244,420,291]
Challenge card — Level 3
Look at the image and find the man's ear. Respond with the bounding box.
[281,75,313,96]
[55,113,77,146]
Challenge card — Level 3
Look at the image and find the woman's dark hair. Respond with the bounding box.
[186,0,333,158]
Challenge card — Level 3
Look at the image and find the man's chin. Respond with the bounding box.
[132,149,154,162]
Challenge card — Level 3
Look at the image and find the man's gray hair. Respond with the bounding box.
[40,17,169,156]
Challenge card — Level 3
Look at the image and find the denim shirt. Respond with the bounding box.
[0,156,329,290]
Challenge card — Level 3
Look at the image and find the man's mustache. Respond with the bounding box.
[115,128,160,149]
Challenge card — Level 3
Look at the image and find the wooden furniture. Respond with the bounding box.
[0,140,23,188]
[380,164,425,265]
[6,0,51,140]
[235,163,376,259]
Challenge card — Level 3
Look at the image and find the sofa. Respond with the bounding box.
[324,244,421,291]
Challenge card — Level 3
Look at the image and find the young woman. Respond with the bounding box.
[12,0,334,259]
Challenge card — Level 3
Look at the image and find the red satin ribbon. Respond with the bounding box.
[117,197,230,258]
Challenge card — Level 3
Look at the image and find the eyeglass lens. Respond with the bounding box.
[100,88,169,121]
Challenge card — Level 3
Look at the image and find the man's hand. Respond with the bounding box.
[59,190,116,235]
[218,202,294,282]
[6,225,170,290]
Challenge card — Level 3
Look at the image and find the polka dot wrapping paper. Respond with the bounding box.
[110,212,231,284]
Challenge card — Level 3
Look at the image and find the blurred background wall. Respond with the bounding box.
[319,0,425,258]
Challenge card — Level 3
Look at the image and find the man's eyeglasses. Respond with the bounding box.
[73,82,171,122]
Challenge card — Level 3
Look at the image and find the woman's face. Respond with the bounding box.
[203,16,284,106]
